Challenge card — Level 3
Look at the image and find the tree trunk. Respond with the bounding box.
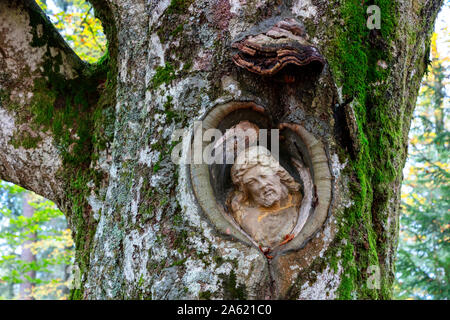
[19,192,36,299]
[0,0,443,299]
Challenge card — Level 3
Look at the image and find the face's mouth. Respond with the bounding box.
[263,187,276,197]
[263,191,274,198]
[258,188,280,207]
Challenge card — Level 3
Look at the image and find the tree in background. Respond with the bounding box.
[18,192,36,299]
[395,28,450,299]
[36,0,106,63]
[0,182,74,300]
[0,183,23,298]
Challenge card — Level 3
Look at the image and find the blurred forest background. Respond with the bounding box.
[0,0,448,300]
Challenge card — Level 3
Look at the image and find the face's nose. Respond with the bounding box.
[252,178,264,189]
[259,176,273,188]
[255,176,270,188]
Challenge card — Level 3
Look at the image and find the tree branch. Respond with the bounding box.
[0,0,87,206]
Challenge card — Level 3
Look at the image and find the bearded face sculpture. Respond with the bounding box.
[190,105,331,262]
[228,146,302,250]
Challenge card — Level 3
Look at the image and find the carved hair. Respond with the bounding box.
[231,146,300,201]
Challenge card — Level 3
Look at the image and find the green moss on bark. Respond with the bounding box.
[166,0,193,15]
[326,0,397,299]
[199,290,212,300]
[9,0,120,300]
[221,270,247,300]
[323,0,434,299]
[69,288,83,300]
[150,63,177,89]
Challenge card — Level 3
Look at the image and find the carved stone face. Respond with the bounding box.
[242,165,284,207]
[229,146,302,248]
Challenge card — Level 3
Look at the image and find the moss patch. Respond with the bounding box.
[221,270,247,300]
[150,63,176,89]
[199,290,212,300]
[166,0,192,15]
[324,0,403,299]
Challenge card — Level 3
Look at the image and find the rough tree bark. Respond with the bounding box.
[0,0,443,299]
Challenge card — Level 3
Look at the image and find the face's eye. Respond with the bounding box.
[245,179,256,185]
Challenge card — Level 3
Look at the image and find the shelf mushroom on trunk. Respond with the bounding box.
[232,19,325,83]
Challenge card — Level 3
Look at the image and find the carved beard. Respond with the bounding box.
[251,183,288,207]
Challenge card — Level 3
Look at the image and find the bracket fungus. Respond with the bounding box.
[232,19,325,82]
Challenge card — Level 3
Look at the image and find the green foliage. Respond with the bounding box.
[36,0,106,63]
[394,32,450,300]
[0,182,74,300]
